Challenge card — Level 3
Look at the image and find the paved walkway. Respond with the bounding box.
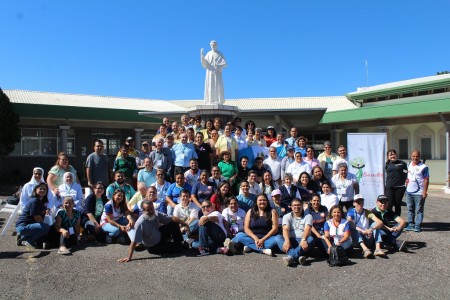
[1,188,449,300]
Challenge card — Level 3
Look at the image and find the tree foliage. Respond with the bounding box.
[0,88,20,156]
[436,71,450,75]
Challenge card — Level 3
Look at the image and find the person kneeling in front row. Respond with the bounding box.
[276,198,314,266]
[118,200,189,262]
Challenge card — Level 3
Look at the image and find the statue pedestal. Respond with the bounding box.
[187,104,240,122]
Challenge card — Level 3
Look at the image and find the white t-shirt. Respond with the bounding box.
[221,207,246,234]
[208,211,227,235]
[173,202,198,222]
[320,193,339,211]
[331,173,358,202]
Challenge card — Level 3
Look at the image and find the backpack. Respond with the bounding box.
[327,245,350,267]
[6,186,22,206]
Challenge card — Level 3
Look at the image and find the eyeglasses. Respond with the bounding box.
[201,205,212,209]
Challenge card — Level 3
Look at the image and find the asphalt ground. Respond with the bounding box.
[1,187,449,300]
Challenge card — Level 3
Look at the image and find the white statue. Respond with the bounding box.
[201,40,227,104]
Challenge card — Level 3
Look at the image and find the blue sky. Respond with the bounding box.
[1,1,449,100]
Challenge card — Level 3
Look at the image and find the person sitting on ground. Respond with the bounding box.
[20,167,46,211]
[54,196,81,255]
[323,205,353,253]
[191,170,216,209]
[166,173,192,216]
[346,194,383,258]
[81,182,108,241]
[173,189,199,240]
[127,182,147,212]
[57,172,84,213]
[210,180,234,213]
[191,200,230,256]
[16,182,51,248]
[320,181,339,211]
[276,198,314,266]
[229,193,279,256]
[222,197,246,238]
[371,195,407,254]
[118,200,190,262]
[100,189,135,244]
[236,180,257,212]
[106,171,136,202]
[304,193,329,256]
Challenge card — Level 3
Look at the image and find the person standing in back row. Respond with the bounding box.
[405,150,429,233]
[385,149,407,215]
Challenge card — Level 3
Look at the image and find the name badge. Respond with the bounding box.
[69,227,75,235]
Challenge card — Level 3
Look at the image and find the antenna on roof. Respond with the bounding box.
[365,59,369,86]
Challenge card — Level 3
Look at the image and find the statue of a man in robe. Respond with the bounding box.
[201,40,227,104]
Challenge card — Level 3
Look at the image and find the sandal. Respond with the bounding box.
[363,249,373,258]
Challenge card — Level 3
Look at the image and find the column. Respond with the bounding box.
[134,128,144,147]
[59,125,70,154]
[438,113,450,193]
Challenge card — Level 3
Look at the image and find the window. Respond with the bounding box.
[421,138,432,160]
[399,139,408,159]
[92,131,121,156]
[11,128,74,156]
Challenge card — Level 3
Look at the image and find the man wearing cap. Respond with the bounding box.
[346,194,383,258]
[371,195,407,253]
[317,141,338,180]
[116,137,139,159]
[405,150,429,232]
[285,127,298,148]
[136,141,151,170]
[285,151,312,183]
[264,146,282,183]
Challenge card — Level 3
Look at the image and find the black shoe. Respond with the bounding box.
[17,235,23,246]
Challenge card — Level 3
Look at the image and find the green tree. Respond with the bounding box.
[0,88,20,156]
[436,71,450,75]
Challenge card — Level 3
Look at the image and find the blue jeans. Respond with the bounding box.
[350,223,382,248]
[182,219,199,241]
[232,232,279,253]
[275,235,314,261]
[322,238,353,251]
[376,223,403,246]
[16,222,50,247]
[406,193,425,228]
[167,205,175,216]
[193,222,226,251]
[102,217,129,237]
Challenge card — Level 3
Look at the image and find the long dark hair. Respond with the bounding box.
[112,189,129,213]
[215,181,233,208]
[32,182,49,204]
[250,193,272,220]
[262,170,276,191]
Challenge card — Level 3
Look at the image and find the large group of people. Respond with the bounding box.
[15,115,429,266]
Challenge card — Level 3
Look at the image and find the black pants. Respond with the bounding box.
[385,186,406,215]
[146,221,184,254]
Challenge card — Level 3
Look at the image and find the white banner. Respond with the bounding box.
[347,133,386,209]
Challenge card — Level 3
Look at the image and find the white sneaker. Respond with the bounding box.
[224,238,237,254]
[262,249,272,256]
[298,256,307,265]
[243,245,252,253]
